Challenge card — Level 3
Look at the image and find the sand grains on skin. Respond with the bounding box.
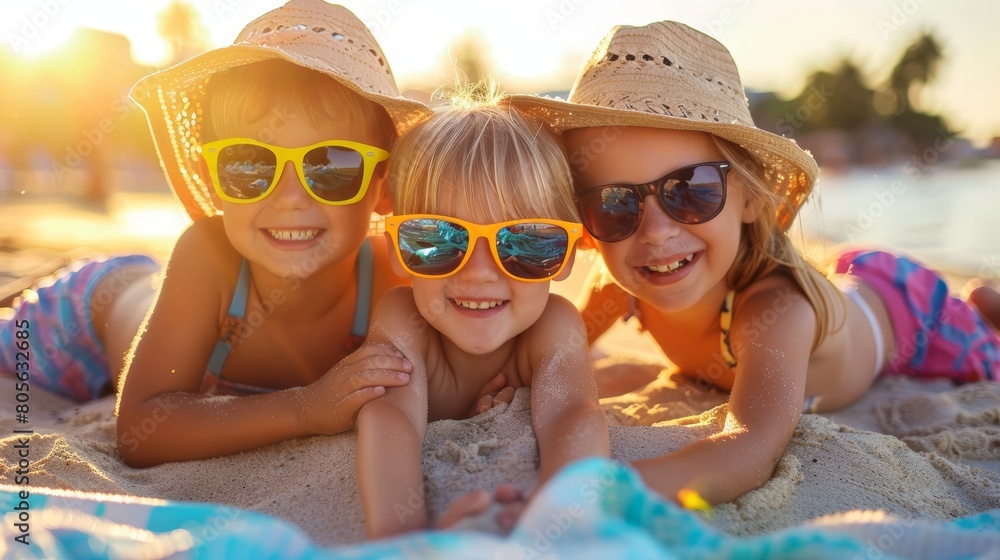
[1,371,998,545]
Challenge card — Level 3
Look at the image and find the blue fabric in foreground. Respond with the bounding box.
[2,458,998,559]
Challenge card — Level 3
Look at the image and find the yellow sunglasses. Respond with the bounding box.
[385,214,582,282]
[200,138,389,205]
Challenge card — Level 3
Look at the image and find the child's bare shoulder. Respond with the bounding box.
[733,273,816,338]
[172,217,240,263]
[371,286,426,338]
[541,293,583,320]
[737,273,808,308]
[162,216,241,290]
[522,294,586,346]
[517,294,583,335]
[376,285,417,311]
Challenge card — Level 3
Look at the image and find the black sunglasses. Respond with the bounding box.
[574,161,731,242]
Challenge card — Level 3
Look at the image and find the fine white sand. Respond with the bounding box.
[2,369,998,546]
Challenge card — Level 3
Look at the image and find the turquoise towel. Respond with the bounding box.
[2,459,998,559]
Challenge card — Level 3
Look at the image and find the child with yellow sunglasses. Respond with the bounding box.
[110,1,440,467]
[355,89,610,539]
[0,1,432,466]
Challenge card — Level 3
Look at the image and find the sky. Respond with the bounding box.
[3,0,998,144]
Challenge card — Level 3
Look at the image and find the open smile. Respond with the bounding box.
[266,229,320,241]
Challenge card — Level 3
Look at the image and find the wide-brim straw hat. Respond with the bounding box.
[130,0,431,221]
[510,21,818,231]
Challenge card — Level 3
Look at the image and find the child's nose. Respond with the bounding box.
[456,238,500,282]
[269,161,312,209]
[634,194,683,244]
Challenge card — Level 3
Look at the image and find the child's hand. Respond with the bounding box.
[295,344,411,435]
[436,484,527,535]
[466,372,515,417]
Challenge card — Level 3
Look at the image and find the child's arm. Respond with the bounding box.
[116,222,410,467]
[356,287,430,539]
[631,286,814,505]
[575,260,630,345]
[528,295,611,486]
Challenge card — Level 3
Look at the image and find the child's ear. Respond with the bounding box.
[384,232,409,278]
[739,178,762,224]
[371,164,393,216]
[741,197,762,224]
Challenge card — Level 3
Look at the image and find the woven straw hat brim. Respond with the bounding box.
[510,93,818,232]
[133,44,430,135]
[130,1,431,221]
[507,19,818,232]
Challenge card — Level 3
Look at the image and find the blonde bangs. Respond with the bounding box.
[391,87,578,223]
[202,59,397,148]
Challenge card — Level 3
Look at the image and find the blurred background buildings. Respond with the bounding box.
[0,0,998,274]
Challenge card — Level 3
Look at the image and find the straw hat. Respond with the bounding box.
[130,0,431,221]
[510,21,818,231]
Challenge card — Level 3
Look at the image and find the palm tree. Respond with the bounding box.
[886,32,943,114]
[795,60,875,131]
[157,1,208,66]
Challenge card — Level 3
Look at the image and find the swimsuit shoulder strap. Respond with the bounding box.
[206,238,373,375]
[206,258,251,376]
[345,237,373,352]
[720,288,738,369]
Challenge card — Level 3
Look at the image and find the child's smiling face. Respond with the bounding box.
[210,107,389,280]
[407,190,555,356]
[565,127,756,314]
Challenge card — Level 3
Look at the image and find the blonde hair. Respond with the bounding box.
[202,59,397,149]
[711,135,844,348]
[390,84,578,223]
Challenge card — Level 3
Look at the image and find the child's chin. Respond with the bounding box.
[256,258,318,282]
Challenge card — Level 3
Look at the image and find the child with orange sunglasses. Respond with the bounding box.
[355,89,610,539]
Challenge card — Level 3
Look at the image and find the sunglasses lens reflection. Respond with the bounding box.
[396,218,470,276]
[303,146,365,202]
[579,186,641,242]
[395,218,571,280]
[216,144,277,201]
[496,223,570,280]
[658,164,725,224]
[579,163,727,242]
[213,143,370,203]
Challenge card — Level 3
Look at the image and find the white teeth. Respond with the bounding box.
[267,229,319,241]
[453,299,504,310]
[647,254,695,273]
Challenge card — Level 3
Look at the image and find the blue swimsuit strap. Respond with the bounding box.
[206,259,251,376]
[205,238,373,377]
[346,237,373,352]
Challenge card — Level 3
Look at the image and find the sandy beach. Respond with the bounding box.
[1,366,998,547]
[1,191,999,552]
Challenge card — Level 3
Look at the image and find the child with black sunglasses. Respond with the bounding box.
[355,88,610,539]
[1,1,432,467]
[511,21,1000,506]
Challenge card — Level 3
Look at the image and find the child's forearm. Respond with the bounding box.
[536,403,610,486]
[116,389,311,467]
[631,428,786,505]
[357,400,427,538]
